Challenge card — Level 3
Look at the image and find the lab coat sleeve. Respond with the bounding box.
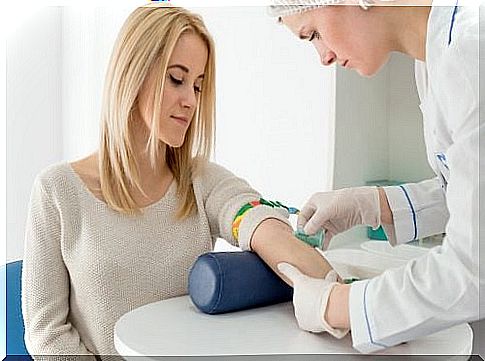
[22,176,96,358]
[382,178,449,245]
[200,161,291,250]
[348,111,482,353]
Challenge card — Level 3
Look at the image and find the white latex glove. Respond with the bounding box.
[297,186,381,249]
[277,262,349,338]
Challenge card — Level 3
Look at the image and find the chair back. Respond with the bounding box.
[3,260,30,356]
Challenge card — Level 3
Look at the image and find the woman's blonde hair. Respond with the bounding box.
[99,6,216,218]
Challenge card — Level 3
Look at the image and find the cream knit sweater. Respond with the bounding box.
[22,161,290,358]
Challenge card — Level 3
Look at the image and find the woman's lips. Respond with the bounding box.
[171,115,189,125]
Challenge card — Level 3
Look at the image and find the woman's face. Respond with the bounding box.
[282,6,391,77]
[138,32,208,147]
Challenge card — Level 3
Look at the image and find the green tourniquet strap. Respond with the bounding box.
[259,198,271,206]
[235,203,254,218]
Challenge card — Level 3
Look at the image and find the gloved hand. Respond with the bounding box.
[277,262,349,338]
[297,186,381,249]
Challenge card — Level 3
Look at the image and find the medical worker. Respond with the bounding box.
[269,0,484,353]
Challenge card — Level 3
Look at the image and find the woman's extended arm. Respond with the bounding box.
[200,162,334,285]
[250,218,333,286]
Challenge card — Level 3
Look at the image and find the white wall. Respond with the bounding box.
[333,61,390,189]
[61,7,134,161]
[7,7,63,262]
[333,52,433,190]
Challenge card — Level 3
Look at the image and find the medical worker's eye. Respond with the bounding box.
[194,84,202,94]
[309,31,320,42]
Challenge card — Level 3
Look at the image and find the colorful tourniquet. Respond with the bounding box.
[232,198,298,240]
[231,198,324,249]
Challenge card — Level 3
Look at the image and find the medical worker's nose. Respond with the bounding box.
[316,43,336,66]
[320,49,337,66]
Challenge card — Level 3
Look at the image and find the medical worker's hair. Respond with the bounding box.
[99,6,216,218]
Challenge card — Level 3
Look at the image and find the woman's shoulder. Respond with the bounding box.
[192,159,237,185]
[34,162,72,187]
[32,161,83,201]
[191,159,255,198]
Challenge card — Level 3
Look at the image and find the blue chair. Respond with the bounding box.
[2,260,31,358]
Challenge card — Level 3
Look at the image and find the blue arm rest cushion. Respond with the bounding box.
[188,251,293,314]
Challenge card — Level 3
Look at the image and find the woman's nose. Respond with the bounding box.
[181,88,197,109]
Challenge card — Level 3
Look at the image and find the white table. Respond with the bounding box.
[114,295,473,360]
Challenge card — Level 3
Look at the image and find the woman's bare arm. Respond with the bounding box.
[250,218,333,286]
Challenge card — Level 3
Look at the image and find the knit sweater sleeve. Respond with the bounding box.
[22,174,96,358]
[197,162,291,251]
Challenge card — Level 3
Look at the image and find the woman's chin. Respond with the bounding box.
[160,136,186,149]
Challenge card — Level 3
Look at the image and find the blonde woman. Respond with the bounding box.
[21,6,333,358]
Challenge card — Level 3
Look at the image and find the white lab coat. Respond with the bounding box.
[348,3,483,353]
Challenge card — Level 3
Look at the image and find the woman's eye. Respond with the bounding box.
[169,74,183,85]
[194,85,202,94]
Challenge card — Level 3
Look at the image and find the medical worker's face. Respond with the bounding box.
[282,6,391,77]
[137,32,208,147]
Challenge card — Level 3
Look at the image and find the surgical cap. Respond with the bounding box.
[268,0,373,18]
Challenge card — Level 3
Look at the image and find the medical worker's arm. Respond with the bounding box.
[22,177,96,358]
[382,177,449,245]
[287,121,480,352]
[200,162,333,283]
[345,118,481,352]
[331,25,482,348]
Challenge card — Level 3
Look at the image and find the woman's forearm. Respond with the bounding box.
[250,218,333,286]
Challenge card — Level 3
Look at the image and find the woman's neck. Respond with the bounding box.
[131,115,171,179]
[128,116,174,204]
